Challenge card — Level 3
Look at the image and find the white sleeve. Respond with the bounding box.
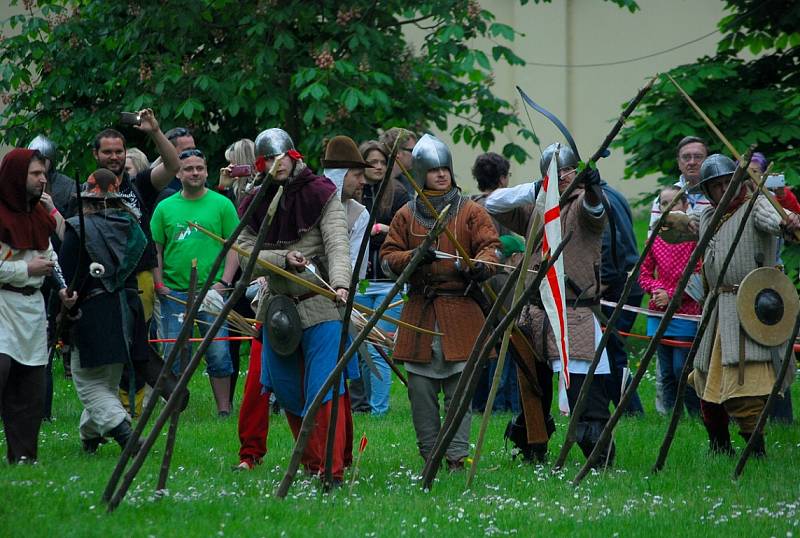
[349,209,370,279]
[648,194,661,234]
[485,182,537,214]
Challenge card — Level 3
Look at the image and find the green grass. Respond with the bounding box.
[1,346,799,537]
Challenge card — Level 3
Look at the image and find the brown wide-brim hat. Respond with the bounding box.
[737,267,800,346]
[322,135,374,169]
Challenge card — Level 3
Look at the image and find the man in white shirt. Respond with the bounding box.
[648,136,711,232]
[0,148,76,463]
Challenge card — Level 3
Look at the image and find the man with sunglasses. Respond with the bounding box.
[151,148,240,417]
[159,127,196,192]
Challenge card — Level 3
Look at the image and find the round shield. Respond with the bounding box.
[264,295,302,357]
[737,267,799,346]
[660,211,695,244]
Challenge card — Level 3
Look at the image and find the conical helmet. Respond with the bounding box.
[27,134,57,164]
[694,154,736,192]
[539,143,577,177]
[411,134,453,186]
[254,128,295,158]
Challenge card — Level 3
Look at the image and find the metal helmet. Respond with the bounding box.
[539,143,578,177]
[411,133,454,186]
[254,128,295,158]
[27,134,58,164]
[695,154,736,192]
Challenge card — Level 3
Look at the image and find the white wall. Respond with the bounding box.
[418,0,725,208]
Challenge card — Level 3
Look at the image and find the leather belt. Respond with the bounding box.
[719,284,739,294]
[0,284,39,296]
[293,291,318,303]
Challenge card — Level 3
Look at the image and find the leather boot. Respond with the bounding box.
[739,432,766,458]
[210,375,232,416]
[108,420,142,453]
[707,427,734,456]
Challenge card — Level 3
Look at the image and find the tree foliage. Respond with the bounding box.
[1,0,635,179]
[615,0,800,190]
[615,0,800,282]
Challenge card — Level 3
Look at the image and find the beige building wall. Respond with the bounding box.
[417,0,725,208]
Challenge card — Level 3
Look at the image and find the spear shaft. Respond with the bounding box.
[552,185,688,469]
[571,148,754,486]
[420,233,572,490]
[653,167,771,473]
[733,312,800,478]
[102,160,282,505]
[106,170,284,512]
[274,205,454,499]
[323,134,402,487]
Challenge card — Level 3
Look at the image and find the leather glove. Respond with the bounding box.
[581,167,602,187]
[415,245,438,266]
[456,260,491,283]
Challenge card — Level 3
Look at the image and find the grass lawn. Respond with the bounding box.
[1,343,798,537]
[3,215,798,537]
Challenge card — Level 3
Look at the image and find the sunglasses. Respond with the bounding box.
[168,127,191,141]
[179,148,205,160]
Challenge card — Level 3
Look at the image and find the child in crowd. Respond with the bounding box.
[639,186,702,416]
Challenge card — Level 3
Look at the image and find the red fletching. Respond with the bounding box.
[359,434,368,453]
[254,156,268,173]
[287,149,304,161]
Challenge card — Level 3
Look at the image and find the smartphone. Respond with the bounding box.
[119,112,141,126]
[229,164,252,178]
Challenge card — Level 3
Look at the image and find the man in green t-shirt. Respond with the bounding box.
[151,148,240,417]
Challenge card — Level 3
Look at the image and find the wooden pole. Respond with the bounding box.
[274,205,453,499]
[106,172,284,512]
[420,233,572,490]
[156,260,197,492]
[552,186,688,469]
[102,159,283,505]
[653,166,772,473]
[733,312,800,479]
[571,149,754,486]
[323,134,403,488]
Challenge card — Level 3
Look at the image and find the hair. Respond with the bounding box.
[660,184,688,204]
[165,127,192,146]
[676,135,708,156]
[749,151,768,173]
[472,152,510,192]
[93,128,126,151]
[29,150,48,167]
[359,140,394,214]
[379,127,417,152]
[225,139,256,167]
[125,148,150,175]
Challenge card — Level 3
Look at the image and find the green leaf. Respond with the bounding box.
[489,22,514,41]
[474,50,491,70]
[343,88,359,111]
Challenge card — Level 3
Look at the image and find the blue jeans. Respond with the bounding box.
[657,337,700,415]
[159,290,233,378]
[354,283,403,415]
